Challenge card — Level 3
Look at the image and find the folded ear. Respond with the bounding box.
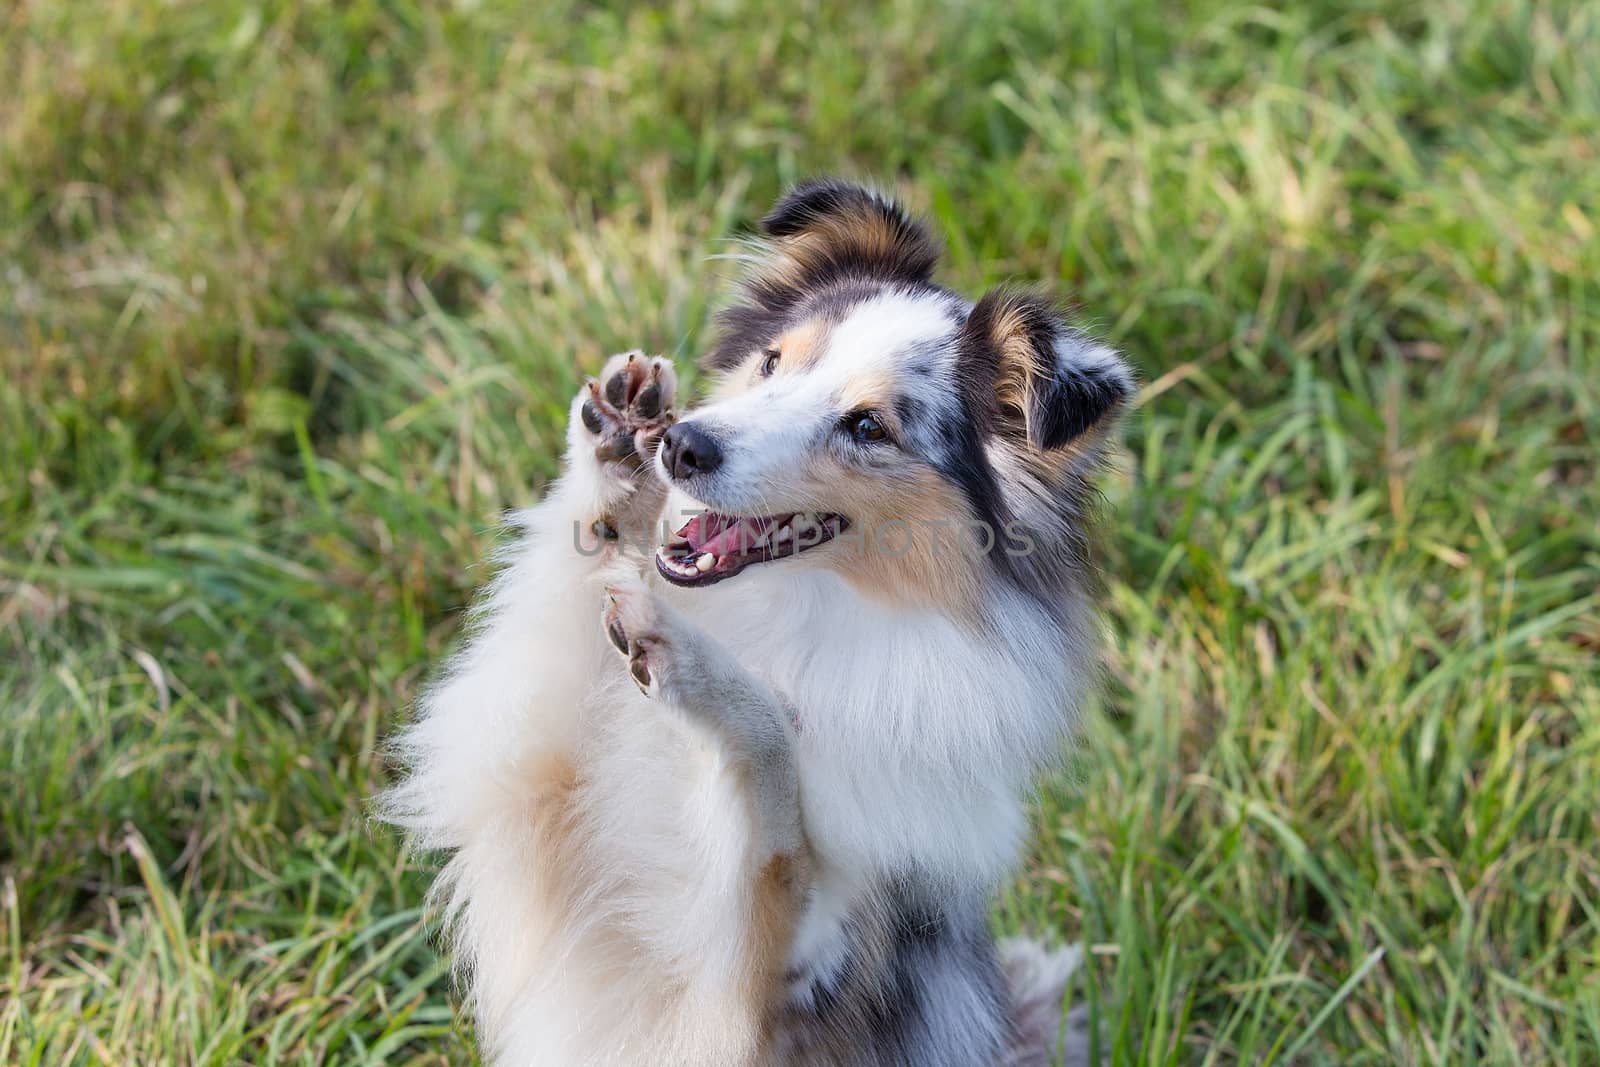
[758,177,940,287]
[961,288,1133,450]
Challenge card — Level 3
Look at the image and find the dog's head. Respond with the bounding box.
[656,179,1132,619]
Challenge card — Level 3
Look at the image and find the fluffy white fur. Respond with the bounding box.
[388,389,1094,1063]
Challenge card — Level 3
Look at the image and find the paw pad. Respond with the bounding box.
[579,352,677,471]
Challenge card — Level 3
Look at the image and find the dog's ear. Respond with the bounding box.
[758,178,940,286]
[961,287,1133,451]
[705,179,941,372]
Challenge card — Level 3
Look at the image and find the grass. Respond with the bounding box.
[2,0,1597,1062]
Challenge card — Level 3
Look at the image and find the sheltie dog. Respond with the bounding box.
[382,178,1132,1065]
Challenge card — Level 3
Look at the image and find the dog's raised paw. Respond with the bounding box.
[578,352,677,471]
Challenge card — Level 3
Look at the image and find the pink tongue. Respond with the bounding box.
[674,514,714,549]
[709,516,776,557]
[675,514,776,557]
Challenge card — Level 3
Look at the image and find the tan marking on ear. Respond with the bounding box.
[745,248,804,293]
[759,207,907,287]
[988,302,1052,445]
[788,211,900,272]
[748,195,935,296]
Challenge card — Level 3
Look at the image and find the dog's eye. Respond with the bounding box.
[760,348,781,377]
[846,411,888,444]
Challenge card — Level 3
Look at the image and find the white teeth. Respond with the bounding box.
[657,549,700,577]
[696,553,716,573]
[774,526,792,544]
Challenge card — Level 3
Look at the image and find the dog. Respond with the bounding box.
[381,178,1132,1065]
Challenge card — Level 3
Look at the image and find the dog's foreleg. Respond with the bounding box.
[601,579,804,860]
[381,353,680,842]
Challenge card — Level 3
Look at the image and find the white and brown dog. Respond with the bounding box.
[382,179,1132,1065]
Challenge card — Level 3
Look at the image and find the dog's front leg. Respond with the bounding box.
[381,353,680,839]
[600,578,805,862]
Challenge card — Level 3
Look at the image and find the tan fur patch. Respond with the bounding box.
[757,205,911,293]
[822,459,987,622]
[708,318,833,402]
[519,752,585,899]
[512,750,808,1062]
[739,804,810,1060]
[835,368,900,422]
[773,319,831,371]
[749,851,809,1004]
[988,302,1052,443]
[764,889,903,1066]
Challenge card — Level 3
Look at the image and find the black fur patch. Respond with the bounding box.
[706,296,793,374]
[1033,359,1133,448]
[928,398,1012,547]
[776,879,1008,1065]
[893,394,921,428]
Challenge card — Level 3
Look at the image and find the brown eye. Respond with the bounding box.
[760,348,781,377]
[847,411,887,443]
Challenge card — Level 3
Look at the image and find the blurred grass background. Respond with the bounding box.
[2,0,1597,1063]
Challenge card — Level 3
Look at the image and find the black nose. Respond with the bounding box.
[659,423,723,480]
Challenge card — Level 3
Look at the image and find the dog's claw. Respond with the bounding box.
[603,585,664,698]
[629,654,652,692]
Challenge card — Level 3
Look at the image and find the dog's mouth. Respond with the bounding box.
[656,510,850,587]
